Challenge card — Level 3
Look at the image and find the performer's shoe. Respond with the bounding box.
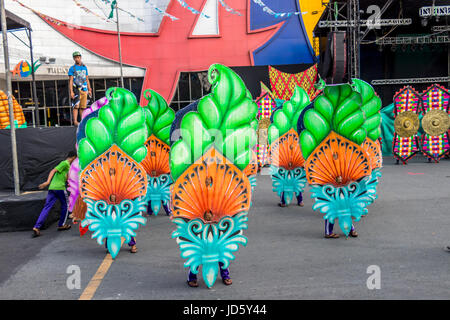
[278,203,287,207]
[298,202,304,207]
[57,224,71,231]
[222,278,232,286]
[187,280,199,288]
[130,245,138,253]
[349,230,358,237]
[324,233,339,239]
[444,246,450,252]
[32,228,41,238]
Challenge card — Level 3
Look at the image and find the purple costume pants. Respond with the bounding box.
[104,237,136,248]
[325,219,355,235]
[188,262,230,282]
[34,190,68,229]
[280,192,303,205]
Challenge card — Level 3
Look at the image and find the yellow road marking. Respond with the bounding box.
[79,238,125,300]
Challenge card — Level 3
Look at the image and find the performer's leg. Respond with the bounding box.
[128,237,136,246]
[278,192,287,207]
[349,223,358,237]
[219,262,232,285]
[163,201,172,216]
[324,219,339,238]
[73,107,79,126]
[55,190,70,230]
[33,191,58,234]
[187,267,199,287]
[297,192,304,207]
[128,237,137,253]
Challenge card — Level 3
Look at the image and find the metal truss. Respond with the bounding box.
[376,35,450,45]
[318,18,412,28]
[371,77,450,86]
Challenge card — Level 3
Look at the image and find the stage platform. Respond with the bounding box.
[0,127,76,232]
[0,191,61,232]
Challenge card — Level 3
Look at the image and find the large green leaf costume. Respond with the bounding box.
[352,79,382,142]
[268,86,311,145]
[299,84,366,159]
[78,87,148,169]
[170,64,258,180]
[142,89,175,145]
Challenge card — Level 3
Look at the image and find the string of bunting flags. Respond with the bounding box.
[72,0,111,22]
[176,0,210,19]
[145,0,179,21]
[218,0,242,16]
[97,0,145,22]
[252,0,307,18]
[13,0,305,26]
[12,0,67,26]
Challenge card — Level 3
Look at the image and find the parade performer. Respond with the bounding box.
[299,82,380,238]
[268,86,310,208]
[77,87,148,258]
[69,97,109,236]
[32,151,77,237]
[170,64,257,288]
[140,89,175,216]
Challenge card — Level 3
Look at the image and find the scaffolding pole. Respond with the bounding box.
[1,0,20,195]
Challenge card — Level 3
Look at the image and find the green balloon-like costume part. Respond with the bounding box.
[142,88,175,145]
[268,86,311,145]
[170,64,258,180]
[300,84,366,160]
[78,87,148,169]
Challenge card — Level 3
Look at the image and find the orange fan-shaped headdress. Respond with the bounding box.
[171,147,251,224]
[270,128,305,170]
[140,135,171,177]
[243,149,258,177]
[80,145,148,204]
[362,138,382,170]
[305,132,372,186]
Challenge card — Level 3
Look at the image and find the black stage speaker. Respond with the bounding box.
[320,31,347,83]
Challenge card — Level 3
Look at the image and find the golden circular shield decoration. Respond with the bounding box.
[394,111,420,137]
[422,109,450,136]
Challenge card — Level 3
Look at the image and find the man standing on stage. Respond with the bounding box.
[69,51,92,126]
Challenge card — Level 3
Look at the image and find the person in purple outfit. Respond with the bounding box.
[324,219,358,239]
[278,192,304,207]
[186,211,232,287]
[32,151,77,237]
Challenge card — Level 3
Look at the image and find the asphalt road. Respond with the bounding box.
[0,156,449,300]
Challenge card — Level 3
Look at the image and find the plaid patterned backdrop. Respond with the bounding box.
[269,64,318,101]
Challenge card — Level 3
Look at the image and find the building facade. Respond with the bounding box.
[1,0,324,127]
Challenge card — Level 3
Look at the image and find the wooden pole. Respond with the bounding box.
[115,1,124,87]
